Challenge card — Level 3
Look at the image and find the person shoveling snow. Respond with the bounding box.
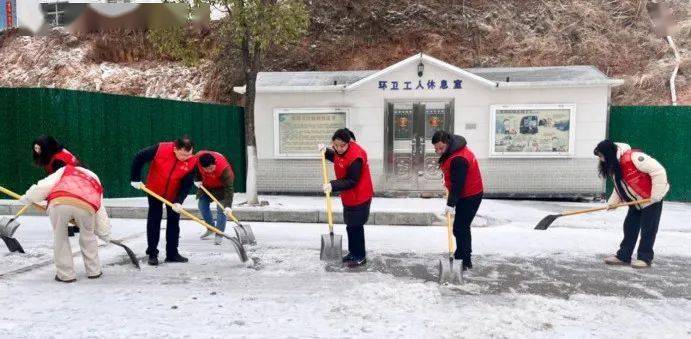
[19,165,112,283]
[594,140,669,269]
[320,128,373,268]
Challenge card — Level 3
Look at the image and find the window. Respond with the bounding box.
[41,1,68,27]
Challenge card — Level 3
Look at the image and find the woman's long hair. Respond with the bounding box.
[594,139,621,179]
[32,136,63,166]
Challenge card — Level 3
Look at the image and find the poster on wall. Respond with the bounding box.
[274,108,347,157]
[490,104,576,157]
[0,0,17,30]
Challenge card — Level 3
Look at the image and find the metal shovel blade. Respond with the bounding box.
[224,235,249,262]
[109,240,141,269]
[242,224,256,245]
[438,257,463,284]
[2,235,25,253]
[534,214,560,230]
[0,217,20,237]
[320,233,343,261]
[233,224,256,246]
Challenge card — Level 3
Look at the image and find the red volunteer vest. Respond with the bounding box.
[618,149,652,198]
[197,151,233,189]
[333,142,374,207]
[146,142,197,201]
[44,149,78,174]
[47,166,103,211]
[441,146,483,198]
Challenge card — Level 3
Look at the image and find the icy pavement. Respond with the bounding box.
[0,200,690,338]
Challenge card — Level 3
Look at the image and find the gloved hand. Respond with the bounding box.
[323,183,332,194]
[444,205,456,215]
[98,234,111,243]
[317,143,326,152]
[606,202,619,211]
[193,181,202,188]
[130,181,142,190]
[223,207,233,218]
[19,195,32,204]
[651,195,663,203]
[172,203,183,213]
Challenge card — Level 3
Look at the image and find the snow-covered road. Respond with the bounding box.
[1,200,689,338]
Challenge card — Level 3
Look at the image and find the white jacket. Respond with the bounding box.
[608,143,670,209]
[21,167,112,242]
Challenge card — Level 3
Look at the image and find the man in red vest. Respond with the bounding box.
[433,131,483,271]
[594,140,669,269]
[20,165,112,283]
[194,151,235,245]
[319,128,374,268]
[32,136,81,237]
[130,137,196,266]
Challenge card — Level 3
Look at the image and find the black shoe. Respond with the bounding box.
[148,255,159,266]
[342,253,355,263]
[165,254,189,263]
[462,259,473,271]
[55,275,76,283]
[88,272,103,279]
[346,257,366,268]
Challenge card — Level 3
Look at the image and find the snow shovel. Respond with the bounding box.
[139,185,248,263]
[0,204,31,253]
[439,211,462,284]
[0,185,140,268]
[319,149,342,261]
[198,185,256,245]
[534,198,652,230]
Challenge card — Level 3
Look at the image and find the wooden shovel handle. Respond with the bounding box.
[320,150,334,232]
[1,185,50,213]
[198,185,241,224]
[140,185,226,237]
[561,198,652,217]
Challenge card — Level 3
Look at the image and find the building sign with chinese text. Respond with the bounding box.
[378,79,463,91]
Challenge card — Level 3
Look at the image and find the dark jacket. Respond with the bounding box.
[439,135,477,207]
[130,144,194,204]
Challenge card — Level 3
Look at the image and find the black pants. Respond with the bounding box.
[146,195,181,257]
[453,193,483,260]
[343,201,371,259]
[616,201,663,264]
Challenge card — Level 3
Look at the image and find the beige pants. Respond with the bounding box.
[48,204,101,280]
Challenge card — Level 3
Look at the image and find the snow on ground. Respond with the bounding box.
[0,200,690,338]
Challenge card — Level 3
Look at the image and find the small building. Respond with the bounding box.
[244,53,624,198]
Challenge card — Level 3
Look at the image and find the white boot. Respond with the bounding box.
[200,230,213,239]
[631,260,651,269]
[214,234,223,245]
[604,255,627,265]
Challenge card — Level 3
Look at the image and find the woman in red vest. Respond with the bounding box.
[433,131,483,271]
[194,151,235,245]
[32,136,81,237]
[594,140,669,269]
[130,137,196,266]
[32,136,80,175]
[20,165,111,283]
[319,128,374,267]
